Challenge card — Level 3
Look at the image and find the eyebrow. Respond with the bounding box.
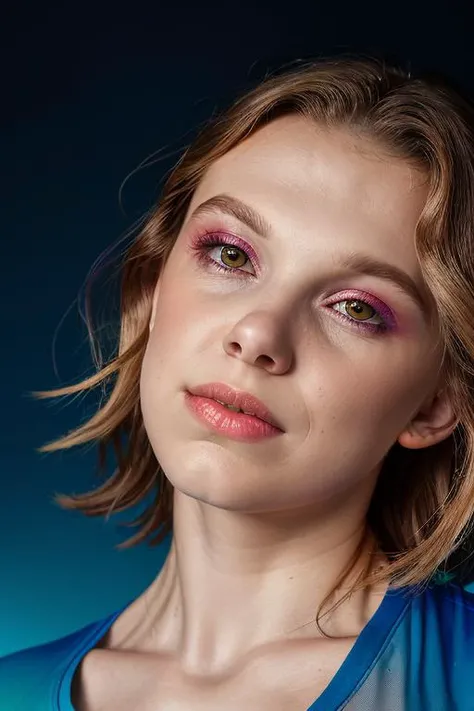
[189,193,430,315]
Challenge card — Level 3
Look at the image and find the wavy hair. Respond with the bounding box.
[36,56,474,592]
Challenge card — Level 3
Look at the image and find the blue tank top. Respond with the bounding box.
[1,582,473,710]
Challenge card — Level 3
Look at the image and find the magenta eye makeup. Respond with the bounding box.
[187,228,398,335]
[322,290,397,334]
[188,229,259,275]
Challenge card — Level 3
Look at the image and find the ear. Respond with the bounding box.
[149,279,161,333]
[397,387,459,450]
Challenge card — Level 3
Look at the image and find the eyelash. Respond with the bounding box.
[189,231,395,334]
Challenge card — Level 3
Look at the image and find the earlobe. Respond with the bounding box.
[397,389,459,450]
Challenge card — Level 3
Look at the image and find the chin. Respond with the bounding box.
[165,461,273,514]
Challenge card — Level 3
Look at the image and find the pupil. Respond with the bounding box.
[224,247,240,262]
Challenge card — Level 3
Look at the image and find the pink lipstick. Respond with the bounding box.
[184,382,284,442]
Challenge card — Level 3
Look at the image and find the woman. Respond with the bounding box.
[1,56,474,711]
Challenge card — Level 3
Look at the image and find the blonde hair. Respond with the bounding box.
[37,56,474,591]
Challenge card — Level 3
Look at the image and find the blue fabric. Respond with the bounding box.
[1,583,473,710]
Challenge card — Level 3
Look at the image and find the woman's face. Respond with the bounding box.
[140,116,450,516]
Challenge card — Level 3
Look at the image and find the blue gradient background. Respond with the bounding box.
[2,4,473,657]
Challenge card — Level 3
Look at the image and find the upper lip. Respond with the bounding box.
[187,382,284,431]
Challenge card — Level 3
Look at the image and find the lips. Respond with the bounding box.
[186,382,284,431]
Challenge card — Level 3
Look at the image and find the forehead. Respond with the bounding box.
[190,115,428,254]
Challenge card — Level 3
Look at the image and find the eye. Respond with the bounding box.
[190,232,257,275]
[327,292,395,333]
[332,299,384,326]
[215,245,249,270]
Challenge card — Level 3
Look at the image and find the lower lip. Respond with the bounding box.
[184,392,283,442]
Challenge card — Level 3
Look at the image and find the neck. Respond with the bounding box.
[108,491,388,675]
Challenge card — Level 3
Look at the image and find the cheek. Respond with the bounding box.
[148,268,204,353]
[139,274,212,454]
[302,348,434,451]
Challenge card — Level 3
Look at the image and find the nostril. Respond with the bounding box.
[256,354,275,367]
[228,342,242,355]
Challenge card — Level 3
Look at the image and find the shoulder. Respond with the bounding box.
[407,582,474,640]
[344,584,474,710]
[0,612,120,711]
[415,581,474,623]
[402,583,474,689]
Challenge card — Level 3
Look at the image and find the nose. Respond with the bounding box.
[222,310,294,375]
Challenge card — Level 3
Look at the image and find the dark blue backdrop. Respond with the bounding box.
[2,2,474,656]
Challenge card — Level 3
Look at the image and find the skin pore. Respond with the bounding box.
[72,116,458,709]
